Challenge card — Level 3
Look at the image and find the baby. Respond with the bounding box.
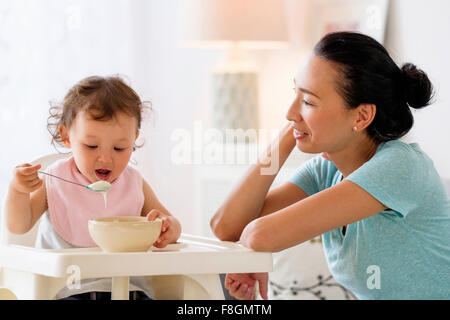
[4,75,182,300]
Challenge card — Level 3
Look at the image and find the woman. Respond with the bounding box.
[210,32,450,300]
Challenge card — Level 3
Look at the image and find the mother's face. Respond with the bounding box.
[286,54,358,155]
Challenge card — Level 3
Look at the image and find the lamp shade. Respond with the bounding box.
[181,0,288,49]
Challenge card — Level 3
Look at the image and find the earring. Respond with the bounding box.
[352,126,358,132]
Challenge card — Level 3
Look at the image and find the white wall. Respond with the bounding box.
[384,0,450,179]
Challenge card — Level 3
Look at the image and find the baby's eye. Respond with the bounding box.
[114,147,125,151]
[86,145,98,149]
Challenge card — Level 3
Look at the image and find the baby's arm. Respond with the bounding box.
[141,179,182,247]
[4,163,48,234]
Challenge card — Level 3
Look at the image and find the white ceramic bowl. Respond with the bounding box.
[88,216,162,252]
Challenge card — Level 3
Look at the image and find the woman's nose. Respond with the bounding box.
[285,98,302,123]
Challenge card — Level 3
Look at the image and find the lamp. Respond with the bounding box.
[180,0,288,132]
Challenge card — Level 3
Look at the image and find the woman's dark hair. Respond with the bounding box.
[47,75,151,150]
[314,31,434,142]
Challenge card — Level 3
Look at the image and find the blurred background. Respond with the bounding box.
[1,0,449,237]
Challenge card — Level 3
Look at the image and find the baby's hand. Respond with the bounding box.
[10,163,43,195]
[146,209,179,248]
[225,273,268,300]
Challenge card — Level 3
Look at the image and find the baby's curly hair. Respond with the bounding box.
[47,75,151,150]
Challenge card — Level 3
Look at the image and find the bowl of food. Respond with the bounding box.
[88,216,162,252]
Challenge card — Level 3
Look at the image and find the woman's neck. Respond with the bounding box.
[325,135,380,178]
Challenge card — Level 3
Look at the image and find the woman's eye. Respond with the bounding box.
[303,99,313,106]
[86,145,97,149]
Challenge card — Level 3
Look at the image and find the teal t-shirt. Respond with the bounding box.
[288,140,450,299]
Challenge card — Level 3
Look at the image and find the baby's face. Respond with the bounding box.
[60,110,139,184]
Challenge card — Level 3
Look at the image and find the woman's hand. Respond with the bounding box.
[225,273,268,300]
[146,209,181,248]
[10,163,43,195]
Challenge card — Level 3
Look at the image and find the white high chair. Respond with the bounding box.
[0,153,272,300]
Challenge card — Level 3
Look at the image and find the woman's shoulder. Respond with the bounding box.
[347,139,431,188]
[377,139,426,157]
[373,140,429,169]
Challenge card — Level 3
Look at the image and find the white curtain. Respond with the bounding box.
[0,0,144,198]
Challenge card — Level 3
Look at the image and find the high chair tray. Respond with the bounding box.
[0,234,273,278]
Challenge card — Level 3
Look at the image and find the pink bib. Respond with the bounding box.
[46,156,144,247]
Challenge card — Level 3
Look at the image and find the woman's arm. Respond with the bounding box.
[240,180,388,252]
[210,123,306,241]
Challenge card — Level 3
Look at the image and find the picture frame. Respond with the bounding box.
[309,0,390,45]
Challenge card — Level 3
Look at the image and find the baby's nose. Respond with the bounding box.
[97,153,113,164]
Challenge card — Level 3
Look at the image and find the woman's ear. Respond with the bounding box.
[58,124,71,148]
[354,103,376,131]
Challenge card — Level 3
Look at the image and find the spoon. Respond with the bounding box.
[37,171,111,192]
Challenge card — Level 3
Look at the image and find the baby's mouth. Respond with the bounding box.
[95,169,111,181]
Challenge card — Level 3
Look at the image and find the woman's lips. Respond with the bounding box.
[95,169,111,181]
[293,129,309,140]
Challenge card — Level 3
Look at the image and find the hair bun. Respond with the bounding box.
[401,63,434,109]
